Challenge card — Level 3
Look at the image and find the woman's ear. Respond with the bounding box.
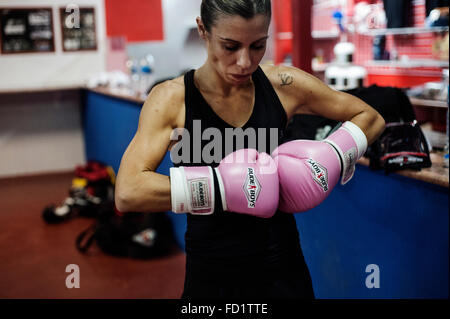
[196,17,207,40]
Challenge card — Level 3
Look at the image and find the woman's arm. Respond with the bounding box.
[265,64,386,144]
[115,79,185,213]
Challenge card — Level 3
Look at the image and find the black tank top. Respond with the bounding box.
[176,66,304,282]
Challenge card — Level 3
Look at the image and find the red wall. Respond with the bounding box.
[104,0,164,43]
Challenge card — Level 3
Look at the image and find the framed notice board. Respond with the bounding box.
[60,7,97,52]
[0,8,55,54]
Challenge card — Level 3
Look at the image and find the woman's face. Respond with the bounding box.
[201,14,270,85]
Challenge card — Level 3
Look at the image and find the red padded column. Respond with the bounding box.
[292,0,313,74]
[273,0,293,65]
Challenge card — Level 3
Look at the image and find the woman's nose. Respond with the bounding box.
[236,49,252,70]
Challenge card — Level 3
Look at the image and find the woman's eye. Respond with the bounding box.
[252,45,265,50]
[224,46,238,51]
[223,43,265,51]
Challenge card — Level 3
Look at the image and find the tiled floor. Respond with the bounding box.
[0,172,186,299]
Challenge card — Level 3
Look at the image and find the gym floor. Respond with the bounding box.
[0,172,186,299]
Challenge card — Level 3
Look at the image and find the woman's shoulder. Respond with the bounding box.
[259,63,309,117]
[151,74,185,99]
[149,75,185,109]
[259,63,309,84]
[141,75,186,128]
[259,63,278,81]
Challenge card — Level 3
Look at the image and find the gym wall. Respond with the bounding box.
[0,0,106,178]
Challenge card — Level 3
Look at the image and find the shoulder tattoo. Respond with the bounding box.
[278,73,294,86]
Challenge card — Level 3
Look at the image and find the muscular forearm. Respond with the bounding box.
[336,92,385,145]
[349,111,385,146]
[115,171,172,213]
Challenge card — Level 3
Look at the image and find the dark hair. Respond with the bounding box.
[201,0,272,32]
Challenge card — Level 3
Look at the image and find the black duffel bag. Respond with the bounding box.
[76,202,176,259]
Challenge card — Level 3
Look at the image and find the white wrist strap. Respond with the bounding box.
[170,167,191,213]
[169,167,215,215]
[342,121,368,159]
[324,121,368,185]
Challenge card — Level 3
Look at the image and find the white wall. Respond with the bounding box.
[0,0,105,177]
[126,0,205,80]
[0,0,106,91]
[127,0,275,81]
[0,90,85,178]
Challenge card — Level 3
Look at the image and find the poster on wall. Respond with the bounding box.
[60,7,97,52]
[0,8,55,54]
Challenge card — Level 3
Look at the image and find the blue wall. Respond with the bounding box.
[83,91,141,174]
[295,166,448,299]
[83,90,449,299]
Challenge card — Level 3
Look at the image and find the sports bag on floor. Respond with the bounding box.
[42,161,115,224]
[76,202,176,259]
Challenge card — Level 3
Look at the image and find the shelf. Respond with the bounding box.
[364,59,449,69]
[409,97,448,109]
[358,26,449,36]
[278,30,339,40]
[87,86,145,104]
[0,86,81,95]
[358,151,449,188]
[312,30,339,39]
[312,59,449,72]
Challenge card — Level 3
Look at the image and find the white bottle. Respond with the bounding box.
[128,59,140,96]
[139,58,153,99]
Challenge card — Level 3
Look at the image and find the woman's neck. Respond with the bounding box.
[196,62,253,97]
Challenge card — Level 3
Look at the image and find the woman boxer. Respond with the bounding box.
[115,0,385,299]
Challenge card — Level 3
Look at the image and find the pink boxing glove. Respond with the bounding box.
[273,121,367,213]
[170,149,279,218]
[273,140,341,213]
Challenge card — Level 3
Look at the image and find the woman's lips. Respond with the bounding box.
[230,73,251,81]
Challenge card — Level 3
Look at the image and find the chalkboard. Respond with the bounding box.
[0,8,55,54]
[60,7,97,52]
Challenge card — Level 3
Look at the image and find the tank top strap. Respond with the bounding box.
[250,66,288,130]
[183,69,228,131]
[183,69,195,134]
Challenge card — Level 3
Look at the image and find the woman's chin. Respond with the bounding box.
[228,73,252,85]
